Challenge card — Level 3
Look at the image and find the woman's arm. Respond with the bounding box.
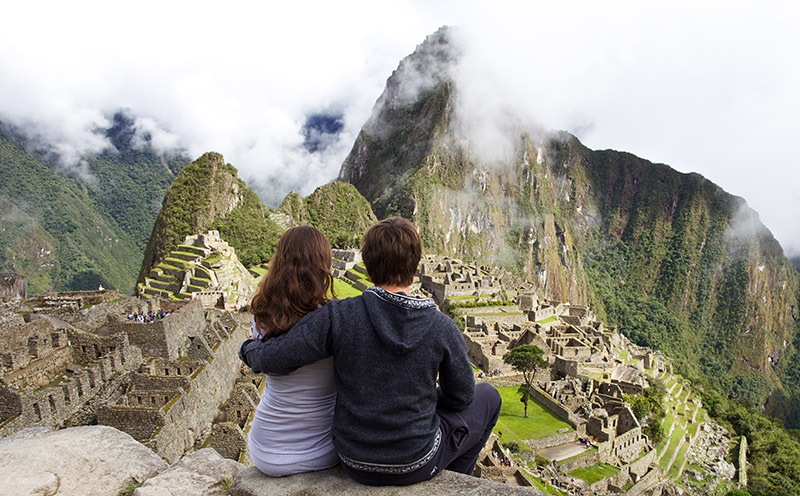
[239,304,334,375]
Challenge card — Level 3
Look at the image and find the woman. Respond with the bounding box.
[247,225,338,476]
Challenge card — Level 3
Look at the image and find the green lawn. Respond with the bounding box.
[332,278,362,298]
[569,463,620,484]
[534,315,558,324]
[493,387,572,447]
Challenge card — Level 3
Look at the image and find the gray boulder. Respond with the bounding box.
[231,465,545,495]
[133,448,244,496]
[0,425,168,496]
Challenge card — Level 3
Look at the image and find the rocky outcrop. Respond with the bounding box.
[0,426,168,496]
[133,448,243,496]
[0,426,246,496]
[231,465,545,496]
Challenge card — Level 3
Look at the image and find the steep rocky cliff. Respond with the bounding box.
[339,27,800,419]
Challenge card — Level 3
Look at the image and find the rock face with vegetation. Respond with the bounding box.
[0,118,187,295]
[137,152,281,284]
[138,155,378,287]
[279,181,377,248]
[339,27,800,423]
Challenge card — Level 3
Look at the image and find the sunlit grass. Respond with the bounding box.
[493,387,572,447]
[332,278,362,299]
[569,463,620,484]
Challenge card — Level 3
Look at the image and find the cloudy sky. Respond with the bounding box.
[1,1,798,255]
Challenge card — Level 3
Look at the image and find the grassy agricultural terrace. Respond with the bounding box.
[493,387,573,449]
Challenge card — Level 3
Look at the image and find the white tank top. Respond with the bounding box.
[248,356,338,476]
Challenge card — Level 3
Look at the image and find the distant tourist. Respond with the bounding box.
[246,226,339,476]
[241,217,501,485]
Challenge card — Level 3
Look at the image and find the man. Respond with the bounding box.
[239,217,501,485]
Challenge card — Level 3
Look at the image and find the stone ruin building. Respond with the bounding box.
[0,288,254,464]
[2,244,705,494]
[138,230,257,311]
[417,254,676,493]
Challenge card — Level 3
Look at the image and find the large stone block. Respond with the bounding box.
[134,448,243,496]
[0,425,167,496]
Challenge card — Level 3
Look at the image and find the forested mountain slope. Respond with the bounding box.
[0,119,187,294]
[339,27,800,423]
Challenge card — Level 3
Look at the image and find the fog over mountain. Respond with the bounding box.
[1,1,798,255]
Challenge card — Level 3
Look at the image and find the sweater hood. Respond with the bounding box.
[362,287,438,355]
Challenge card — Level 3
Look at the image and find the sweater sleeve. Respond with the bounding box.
[239,304,333,375]
[436,320,475,411]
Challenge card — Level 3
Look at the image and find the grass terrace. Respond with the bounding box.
[534,315,558,325]
[332,278,362,299]
[569,463,620,485]
[493,387,572,449]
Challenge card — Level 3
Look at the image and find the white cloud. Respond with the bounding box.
[0,0,798,254]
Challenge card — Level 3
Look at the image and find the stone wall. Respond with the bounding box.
[559,450,600,473]
[108,299,204,359]
[144,316,246,462]
[630,448,656,480]
[206,422,247,460]
[4,343,74,389]
[626,467,661,496]
[96,404,167,441]
[0,318,54,354]
[611,426,645,463]
[525,430,577,450]
[528,385,580,427]
[0,336,143,437]
[554,356,578,377]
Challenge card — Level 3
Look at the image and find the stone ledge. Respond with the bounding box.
[231,465,545,496]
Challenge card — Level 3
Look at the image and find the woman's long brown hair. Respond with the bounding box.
[250,226,335,340]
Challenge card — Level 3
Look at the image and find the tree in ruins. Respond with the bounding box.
[503,344,548,418]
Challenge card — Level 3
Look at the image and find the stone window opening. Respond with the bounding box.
[48,395,56,414]
[33,403,42,421]
[77,381,83,397]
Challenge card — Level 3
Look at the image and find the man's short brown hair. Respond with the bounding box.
[361,217,422,287]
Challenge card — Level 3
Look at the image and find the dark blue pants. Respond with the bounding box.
[342,383,502,486]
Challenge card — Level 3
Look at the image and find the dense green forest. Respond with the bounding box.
[0,123,187,294]
[280,181,378,248]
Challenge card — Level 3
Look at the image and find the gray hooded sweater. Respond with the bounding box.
[238,287,475,471]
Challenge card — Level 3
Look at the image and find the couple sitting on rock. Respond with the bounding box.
[239,217,501,486]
